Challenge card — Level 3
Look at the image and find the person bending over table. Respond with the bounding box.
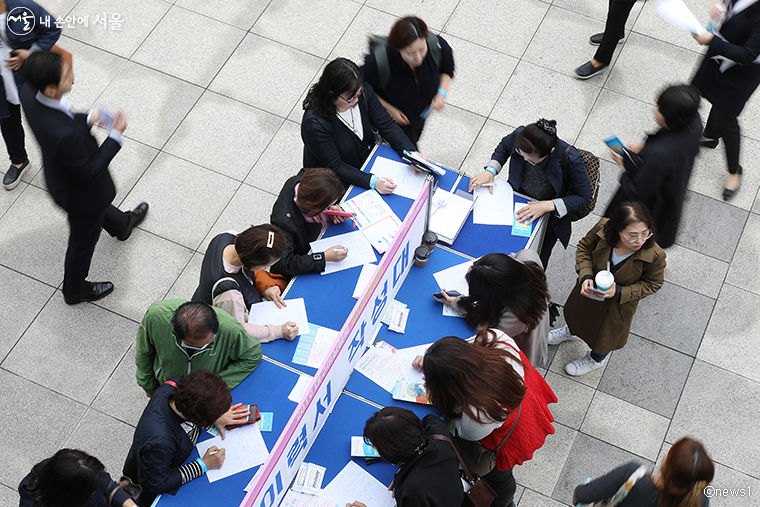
[19,449,136,507]
[302,57,419,195]
[468,119,592,268]
[549,201,665,376]
[415,332,557,507]
[436,249,551,367]
[347,407,464,507]
[360,16,455,147]
[123,371,231,507]
[192,224,299,342]
[270,168,350,278]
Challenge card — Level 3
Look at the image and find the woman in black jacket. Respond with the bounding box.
[270,168,350,278]
[348,407,464,507]
[692,0,760,200]
[360,16,455,146]
[604,84,701,248]
[301,58,418,195]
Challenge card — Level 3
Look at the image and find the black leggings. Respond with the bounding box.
[703,105,742,175]
[594,0,638,65]
[0,101,28,165]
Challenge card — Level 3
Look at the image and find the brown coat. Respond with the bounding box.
[563,219,666,353]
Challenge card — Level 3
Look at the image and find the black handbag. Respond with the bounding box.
[452,405,521,477]
[429,433,497,507]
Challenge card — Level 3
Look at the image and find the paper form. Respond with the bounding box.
[656,0,706,34]
[288,375,312,403]
[292,325,340,368]
[322,461,395,507]
[310,230,377,275]
[370,156,428,200]
[473,180,514,226]
[248,298,309,334]
[428,188,475,243]
[352,263,377,298]
[359,214,402,254]
[280,490,338,507]
[354,346,404,393]
[432,258,474,296]
[196,424,269,482]
[341,190,403,253]
[395,343,431,384]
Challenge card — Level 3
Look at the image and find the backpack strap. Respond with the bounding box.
[426,33,442,70]
[165,380,177,388]
[212,276,240,301]
[373,43,391,91]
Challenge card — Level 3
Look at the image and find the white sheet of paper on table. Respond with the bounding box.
[354,347,404,393]
[247,298,309,334]
[428,188,475,243]
[195,424,269,483]
[342,189,398,229]
[288,375,313,403]
[370,156,428,200]
[352,263,377,299]
[432,258,474,296]
[310,230,377,275]
[656,0,706,34]
[473,180,513,226]
[395,343,431,384]
[359,214,402,253]
[322,461,395,507]
[306,327,340,369]
[280,490,338,507]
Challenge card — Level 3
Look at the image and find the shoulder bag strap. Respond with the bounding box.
[493,405,521,452]
[428,434,477,484]
[164,380,177,387]
[212,276,240,300]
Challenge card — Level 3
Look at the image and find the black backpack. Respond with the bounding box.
[560,146,600,221]
[367,33,442,92]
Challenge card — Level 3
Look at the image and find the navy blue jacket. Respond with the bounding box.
[488,126,593,247]
[301,83,416,189]
[19,464,130,507]
[123,376,194,507]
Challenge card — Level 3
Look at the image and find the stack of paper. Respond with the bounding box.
[370,157,428,200]
[473,180,513,226]
[309,230,377,274]
[322,461,395,507]
[428,188,476,245]
[248,298,310,334]
[342,189,403,254]
[292,324,340,369]
[196,424,269,482]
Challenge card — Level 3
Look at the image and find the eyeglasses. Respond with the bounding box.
[516,148,541,165]
[623,230,652,242]
[339,87,363,104]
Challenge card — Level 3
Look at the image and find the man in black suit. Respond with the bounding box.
[20,51,148,305]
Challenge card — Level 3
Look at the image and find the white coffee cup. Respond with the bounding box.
[595,270,615,292]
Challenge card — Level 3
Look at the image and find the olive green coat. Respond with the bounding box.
[563,219,666,353]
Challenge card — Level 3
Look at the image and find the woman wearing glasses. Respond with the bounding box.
[549,201,666,376]
[468,119,593,268]
[301,58,417,195]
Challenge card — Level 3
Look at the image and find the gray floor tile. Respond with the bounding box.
[366,0,460,31]
[675,191,748,262]
[132,6,246,87]
[415,105,485,171]
[246,121,304,195]
[598,334,693,418]
[548,338,608,389]
[175,0,270,30]
[0,369,87,488]
[593,159,625,216]
[740,92,760,142]
[120,152,240,250]
[519,488,569,507]
[633,0,712,52]
[252,0,360,58]
[698,284,760,383]
[199,183,279,249]
[708,460,760,507]
[662,244,728,299]
[92,344,150,427]
[545,372,595,430]
[0,186,68,287]
[553,433,654,503]
[444,0,549,59]
[210,34,323,118]
[328,6,398,64]
[164,252,204,302]
[165,91,283,181]
[0,178,25,219]
[725,213,760,296]
[552,0,645,25]
[458,118,515,177]
[492,61,602,146]
[443,34,518,117]
[64,408,137,479]
[545,243,579,307]
[93,132,160,208]
[0,484,16,506]
[630,281,714,357]
[514,423,577,496]
[286,61,327,125]
[668,360,760,479]
[514,486,525,505]
[67,0,171,58]
[2,297,137,404]
[98,62,203,149]
[0,267,55,362]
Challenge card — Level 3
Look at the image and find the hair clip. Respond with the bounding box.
[266,231,275,249]
[536,118,557,136]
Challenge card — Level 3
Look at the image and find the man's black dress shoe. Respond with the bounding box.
[117,202,149,241]
[64,281,115,305]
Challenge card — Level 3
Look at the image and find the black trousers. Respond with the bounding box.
[703,105,742,175]
[63,205,129,297]
[0,101,28,165]
[482,466,517,507]
[594,0,638,65]
[539,217,560,269]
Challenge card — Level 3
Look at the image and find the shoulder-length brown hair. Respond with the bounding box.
[658,438,714,507]
[235,224,286,269]
[295,168,346,217]
[422,336,525,424]
[603,201,657,249]
[387,17,429,50]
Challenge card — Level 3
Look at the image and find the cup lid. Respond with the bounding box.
[414,246,431,259]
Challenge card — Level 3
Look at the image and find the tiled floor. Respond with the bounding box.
[1,0,758,505]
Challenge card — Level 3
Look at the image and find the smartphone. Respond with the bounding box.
[603,135,627,156]
[432,290,461,302]
[324,209,354,218]
[226,404,261,429]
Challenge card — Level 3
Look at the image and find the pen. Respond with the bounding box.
[480,183,494,187]
[332,247,347,252]
[209,450,218,455]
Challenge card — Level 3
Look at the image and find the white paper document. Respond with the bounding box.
[288,375,313,403]
[354,346,404,392]
[352,263,377,299]
[322,461,395,507]
[371,156,428,200]
[342,190,403,253]
[656,0,706,34]
[433,258,475,296]
[196,424,269,482]
[307,327,339,368]
[473,180,513,226]
[428,188,475,244]
[280,490,338,507]
[310,231,377,275]
[395,343,431,384]
[248,298,309,334]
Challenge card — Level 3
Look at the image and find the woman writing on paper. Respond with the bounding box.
[270,168,350,278]
[468,119,592,267]
[302,58,419,195]
[348,407,465,507]
[192,224,299,342]
[436,249,551,367]
[360,16,455,146]
[416,333,557,507]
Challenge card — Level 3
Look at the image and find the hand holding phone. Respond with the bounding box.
[603,135,627,156]
[432,290,461,303]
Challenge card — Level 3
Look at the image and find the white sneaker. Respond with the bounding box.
[565,352,606,376]
[548,325,580,345]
